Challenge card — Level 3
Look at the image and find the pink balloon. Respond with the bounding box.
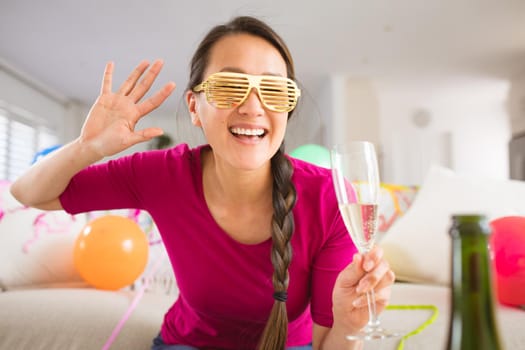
[490,216,525,307]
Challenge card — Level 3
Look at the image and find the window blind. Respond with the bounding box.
[0,104,58,181]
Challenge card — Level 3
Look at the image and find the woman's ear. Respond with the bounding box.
[186,90,202,127]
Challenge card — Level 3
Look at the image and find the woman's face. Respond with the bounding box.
[187,33,289,172]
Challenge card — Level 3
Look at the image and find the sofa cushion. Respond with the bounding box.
[379,165,525,285]
[0,287,175,350]
[0,183,88,290]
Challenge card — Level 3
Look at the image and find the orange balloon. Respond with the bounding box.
[73,215,149,290]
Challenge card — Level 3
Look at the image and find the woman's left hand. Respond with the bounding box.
[331,246,396,334]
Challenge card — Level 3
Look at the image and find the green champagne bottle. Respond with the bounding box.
[447,214,503,350]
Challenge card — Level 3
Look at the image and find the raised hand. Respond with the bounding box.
[80,60,176,158]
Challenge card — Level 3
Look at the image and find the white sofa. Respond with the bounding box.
[1,283,523,350]
[1,166,525,350]
[0,287,173,349]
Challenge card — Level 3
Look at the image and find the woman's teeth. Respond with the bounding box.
[230,127,265,137]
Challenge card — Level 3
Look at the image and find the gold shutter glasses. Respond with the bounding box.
[193,72,301,113]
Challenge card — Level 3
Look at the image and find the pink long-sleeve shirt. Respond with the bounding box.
[60,144,356,349]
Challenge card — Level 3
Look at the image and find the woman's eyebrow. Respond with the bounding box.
[219,67,244,73]
[219,67,284,77]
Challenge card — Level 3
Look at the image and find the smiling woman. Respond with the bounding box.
[9,15,396,350]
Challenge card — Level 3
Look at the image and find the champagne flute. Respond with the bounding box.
[330,141,399,341]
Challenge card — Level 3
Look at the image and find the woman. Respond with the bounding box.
[11,16,395,350]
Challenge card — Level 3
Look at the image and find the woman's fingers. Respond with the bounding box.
[362,245,384,272]
[101,62,114,95]
[356,256,393,294]
[110,59,175,115]
[349,245,395,309]
[125,127,165,147]
[128,59,165,102]
[137,81,176,116]
[117,60,150,96]
[352,281,393,309]
[352,260,395,310]
[95,60,175,129]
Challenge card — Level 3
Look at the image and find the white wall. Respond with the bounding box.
[317,74,512,185]
[0,69,67,137]
[379,75,511,183]
[318,76,381,147]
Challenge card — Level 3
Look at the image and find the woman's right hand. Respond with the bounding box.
[10,60,175,209]
[80,59,176,158]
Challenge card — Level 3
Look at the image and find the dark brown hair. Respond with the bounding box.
[187,16,298,350]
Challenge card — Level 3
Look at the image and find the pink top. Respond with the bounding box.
[60,144,356,349]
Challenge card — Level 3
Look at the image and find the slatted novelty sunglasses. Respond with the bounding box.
[192,72,301,113]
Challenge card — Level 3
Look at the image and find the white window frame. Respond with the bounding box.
[0,101,59,181]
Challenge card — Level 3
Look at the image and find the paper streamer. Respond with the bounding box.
[385,304,439,350]
[101,252,167,350]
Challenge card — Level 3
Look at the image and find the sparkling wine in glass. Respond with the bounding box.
[331,141,399,341]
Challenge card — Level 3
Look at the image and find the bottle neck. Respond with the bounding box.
[454,234,491,296]
[449,233,502,349]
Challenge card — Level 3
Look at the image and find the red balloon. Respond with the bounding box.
[490,216,525,307]
[73,215,149,290]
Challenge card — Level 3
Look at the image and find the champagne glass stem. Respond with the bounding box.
[366,289,380,328]
[362,248,381,329]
